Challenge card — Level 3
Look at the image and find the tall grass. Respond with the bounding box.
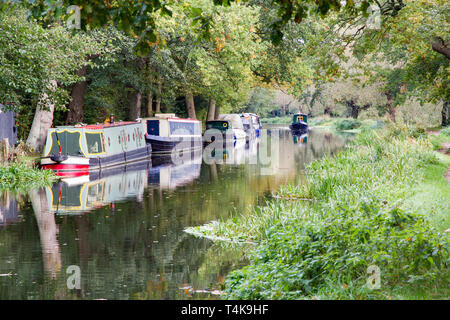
[187,124,449,299]
[0,161,57,191]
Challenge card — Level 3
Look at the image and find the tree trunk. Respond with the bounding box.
[385,91,396,122]
[214,104,221,119]
[432,37,450,60]
[207,99,216,121]
[186,92,196,119]
[155,75,162,113]
[442,101,449,127]
[66,65,88,125]
[129,91,142,120]
[147,71,154,117]
[348,100,359,119]
[147,92,153,117]
[26,80,57,153]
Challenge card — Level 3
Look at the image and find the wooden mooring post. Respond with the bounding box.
[0,138,9,164]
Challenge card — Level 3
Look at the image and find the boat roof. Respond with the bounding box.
[141,116,200,122]
[54,121,139,131]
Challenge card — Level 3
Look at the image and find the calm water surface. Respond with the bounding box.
[0,127,350,299]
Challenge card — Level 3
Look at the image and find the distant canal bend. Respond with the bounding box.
[0,127,350,299]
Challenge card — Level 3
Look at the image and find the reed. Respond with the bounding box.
[187,124,449,299]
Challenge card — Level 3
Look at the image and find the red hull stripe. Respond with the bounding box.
[54,171,89,177]
[41,164,89,171]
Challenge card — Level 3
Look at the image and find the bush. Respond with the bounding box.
[333,118,362,130]
[440,126,450,136]
[225,200,448,299]
[0,162,57,191]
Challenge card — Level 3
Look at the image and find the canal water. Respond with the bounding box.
[0,127,350,299]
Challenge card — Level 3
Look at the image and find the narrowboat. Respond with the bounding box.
[289,113,308,134]
[240,113,256,139]
[40,119,152,177]
[142,114,202,154]
[248,113,262,137]
[203,114,246,144]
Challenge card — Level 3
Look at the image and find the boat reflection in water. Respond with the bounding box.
[149,148,202,190]
[203,138,247,165]
[43,147,205,215]
[293,132,308,145]
[46,161,151,215]
[0,191,19,227]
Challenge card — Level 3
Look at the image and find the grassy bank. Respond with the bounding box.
[261,116,384,133]
[186,125,449,299]
[261,116,291,124]
[0,144,58,191]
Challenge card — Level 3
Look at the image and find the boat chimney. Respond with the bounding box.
[110,114,115,124]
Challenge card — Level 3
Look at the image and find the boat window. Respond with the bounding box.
[85,132,105,154]
[47,130,83,156]
[147,120,160,136]
[170,121,199,136]
[206,121,230,130]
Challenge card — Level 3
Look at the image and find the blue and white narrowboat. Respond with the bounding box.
[240,113,256,139]
[248,113,262,137]
[142,114,202,154]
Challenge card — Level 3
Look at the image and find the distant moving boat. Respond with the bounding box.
[40,117,151,177]
[142,114,202,154]
[204,114,246,144]
[289,113,309,134]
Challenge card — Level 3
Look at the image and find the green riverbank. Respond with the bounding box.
[0,159,58,192]
[186,125,450,299]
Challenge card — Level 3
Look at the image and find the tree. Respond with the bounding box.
[301,0,449,125]
[0,6,103,151]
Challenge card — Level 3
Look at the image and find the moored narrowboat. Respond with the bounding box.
[248,113,262,137]
[240,113,256,139]
[40,120,151,177]
[142,114,202,154]
[203,114,246,145]
[289,113,308,134]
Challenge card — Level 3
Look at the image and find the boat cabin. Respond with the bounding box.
[142,114,202,153]
[292,114,308,124]
[41,121,151,176]
[143,114,202,138]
